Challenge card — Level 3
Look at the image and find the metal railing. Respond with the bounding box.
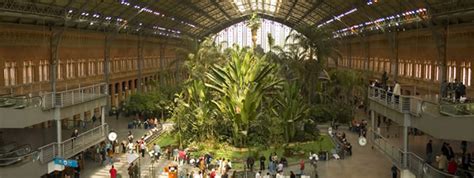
[38,124,108,163]
[368,86,424,116]
[369,130,458,178]
[42,83,107,109]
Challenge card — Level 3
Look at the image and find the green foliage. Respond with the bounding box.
[206,46,283,147]
[246,13,261,31]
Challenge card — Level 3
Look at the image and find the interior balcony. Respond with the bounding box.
[0,83,108,128]
[368,86,474,141]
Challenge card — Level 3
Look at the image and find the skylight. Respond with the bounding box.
[233,0,281,13]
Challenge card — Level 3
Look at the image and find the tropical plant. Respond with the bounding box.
[205,46,282,147]
[272,82,309,143]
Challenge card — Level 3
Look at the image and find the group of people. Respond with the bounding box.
[441,79,468,103]
[426,140,473,176]
[372,71,402,104]
[334,131,352,158]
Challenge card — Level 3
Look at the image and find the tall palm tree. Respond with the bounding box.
[246,13,262,48]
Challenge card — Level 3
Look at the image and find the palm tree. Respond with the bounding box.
[285,26,341,104]
[205,46,282,147]
[246,13,262,48]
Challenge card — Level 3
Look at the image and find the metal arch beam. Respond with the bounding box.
[284,0,298,20]
[198,13,310,39]
[212,0,231,20]
[180,0,220,24]
[292,0,324,29]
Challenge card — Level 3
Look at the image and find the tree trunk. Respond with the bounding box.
[252,29,257,48]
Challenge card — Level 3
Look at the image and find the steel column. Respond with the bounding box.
[159,43,165,86]
[104,34,112,109]
[137,34,144,93]
[388,32,399,81]
[50,28,63,156]
[402,113,411,169]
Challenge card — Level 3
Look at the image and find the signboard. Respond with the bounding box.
[53,158,78,168]
[47,161,64,174]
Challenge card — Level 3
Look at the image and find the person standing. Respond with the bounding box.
[246,156,254,172]
[437,154,448,171]
[109,165,117,178]
[447,143,455,161]
[128,163,135,178]
[393,81,401,104]
[140,142,146,157]
[447,158,458,174]
[461,141,467,155]
[382,71,389,90]
[426,140,433,164]
[259,155,266,171]
[71,129,79,149]
[391,165,398,178]
[299,159,305,175]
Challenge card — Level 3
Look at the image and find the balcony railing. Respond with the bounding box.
[38,124,108,163]
[368,86,422,115]
[369,86,474,117]
[42,83,107,109]
[369,130,458,178]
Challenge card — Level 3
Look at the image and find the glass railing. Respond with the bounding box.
[439,103,474,116]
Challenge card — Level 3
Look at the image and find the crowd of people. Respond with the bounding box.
[426,140,473,177]
[441,79,469,103]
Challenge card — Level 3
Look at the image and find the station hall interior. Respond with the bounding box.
[0,0,474,178]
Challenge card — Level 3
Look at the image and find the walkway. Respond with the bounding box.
[81,115,151,178]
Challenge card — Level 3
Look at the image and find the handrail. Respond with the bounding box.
[368,130,458,178]
[41,83,107,109]
[368,86,474,117]
[38,124,108,163]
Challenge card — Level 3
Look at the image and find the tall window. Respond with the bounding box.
[23,61,33,84]
[4,62,17,86]
[215,19,294,52]
[468,62,472,86]
[424,62,432,80]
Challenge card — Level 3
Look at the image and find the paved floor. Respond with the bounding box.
[81,115,151,178]
[82,129,394,178]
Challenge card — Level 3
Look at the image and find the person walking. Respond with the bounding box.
[426,140,433,164]
[109,165,117,178]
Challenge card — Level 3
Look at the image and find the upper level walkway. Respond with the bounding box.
[368,86,474,141]
[0,83,108,128]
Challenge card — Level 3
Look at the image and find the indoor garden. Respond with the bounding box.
[123,15,368,169]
